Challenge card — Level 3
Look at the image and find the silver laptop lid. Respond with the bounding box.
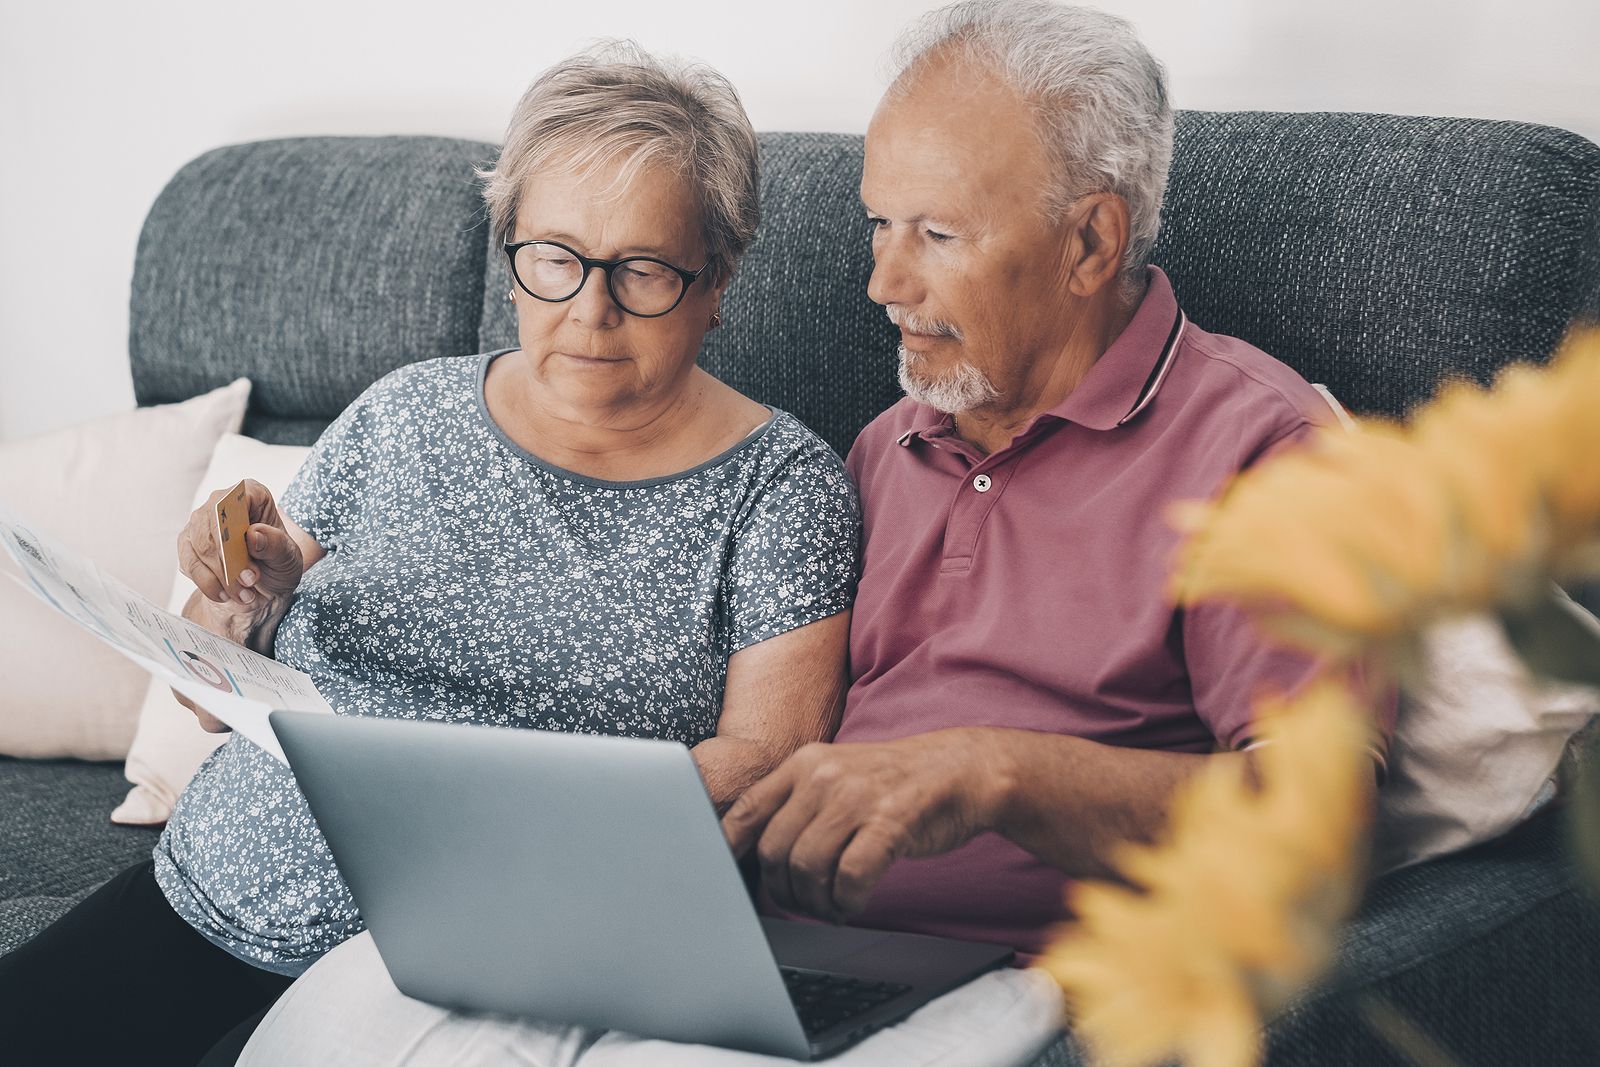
[270,711,811,1059]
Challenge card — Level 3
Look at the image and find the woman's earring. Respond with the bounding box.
[506,289,516,303]
[709,310,722,329]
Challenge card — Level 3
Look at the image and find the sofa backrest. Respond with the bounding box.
[130,115,1600,454]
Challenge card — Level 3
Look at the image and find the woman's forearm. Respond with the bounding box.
[692,734,805,814]
[699,611,852,812]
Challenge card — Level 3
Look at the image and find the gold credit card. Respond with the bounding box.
[214,480,251,589]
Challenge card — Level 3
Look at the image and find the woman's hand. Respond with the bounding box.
[177,479,305,620]
[172,479,322,731]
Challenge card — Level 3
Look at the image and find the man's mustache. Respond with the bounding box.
[885,305,962,340]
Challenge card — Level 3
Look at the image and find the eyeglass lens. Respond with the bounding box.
[514,243,686,316]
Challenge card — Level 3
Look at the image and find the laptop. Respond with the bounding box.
[269,711,1015,1060]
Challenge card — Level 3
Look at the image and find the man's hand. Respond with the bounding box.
[721,730,1012,923]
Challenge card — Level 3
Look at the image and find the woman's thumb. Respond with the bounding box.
[246,524,298,572]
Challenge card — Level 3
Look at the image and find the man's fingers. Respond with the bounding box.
[722,765,794,856]
[783,816,862,922]
[748,785,823,915]
[831,823,902,918]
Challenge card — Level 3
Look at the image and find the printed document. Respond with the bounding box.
[0,502,332,763]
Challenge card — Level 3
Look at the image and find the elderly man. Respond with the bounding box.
[723,0,1390,957]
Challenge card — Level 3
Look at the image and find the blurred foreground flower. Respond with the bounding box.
[1040,682,1372,1067]
[1170,330,1600,683]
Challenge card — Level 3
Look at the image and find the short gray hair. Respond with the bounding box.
[888,0,1174,299]
[480,41,760,287]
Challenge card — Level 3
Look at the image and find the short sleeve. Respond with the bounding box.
[1183,419,1398,764]
[724,440,861,653]
[278,380,387,549]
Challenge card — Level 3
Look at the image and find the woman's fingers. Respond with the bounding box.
[245,523,303,597]
[178,481,299,604]
[241,478,284,528]
[169,687,231,732]
[177,534,228,602]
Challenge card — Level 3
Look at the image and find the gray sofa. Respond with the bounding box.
[4,112,1600,1065]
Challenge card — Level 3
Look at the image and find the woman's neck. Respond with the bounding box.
[488,355,759,481]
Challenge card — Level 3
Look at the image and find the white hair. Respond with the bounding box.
[898,347,1001,413]
[887,0,1174,301]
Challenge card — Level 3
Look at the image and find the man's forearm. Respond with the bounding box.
[969,728,1213,879]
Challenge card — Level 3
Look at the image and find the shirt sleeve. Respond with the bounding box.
[1182,420,1398,768]
[724,436,862,653]
[278,380,386,550]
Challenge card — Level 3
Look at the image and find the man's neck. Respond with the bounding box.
[953,291,1139,456]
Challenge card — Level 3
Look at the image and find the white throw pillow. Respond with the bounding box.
[112,432,312,826]
[1372,608,1599,871]
[0,380,250,760]
[1311,384,1600,870]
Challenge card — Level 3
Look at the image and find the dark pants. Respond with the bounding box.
[0,859,294,1066]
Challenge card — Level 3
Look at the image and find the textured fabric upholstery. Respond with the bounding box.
[130,136,497,445]
[134,117,1600,452]
[478,132,902,458]
[1263,808,1600,1067]
[1155,112,1600,418]
[0,758,159,954]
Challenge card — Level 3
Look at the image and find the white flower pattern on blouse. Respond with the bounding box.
[153,351,861,975]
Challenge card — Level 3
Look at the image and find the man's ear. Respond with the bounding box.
[1064,193,1131,299]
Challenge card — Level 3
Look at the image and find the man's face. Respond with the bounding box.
[861,61,1081,415]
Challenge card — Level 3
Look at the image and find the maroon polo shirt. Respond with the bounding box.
[830,266,1394,954]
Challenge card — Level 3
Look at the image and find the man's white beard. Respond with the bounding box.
[897,344,999,414]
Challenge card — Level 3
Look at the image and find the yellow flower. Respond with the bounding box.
[1040,682,1372,1067]
[1170,328,1600,664]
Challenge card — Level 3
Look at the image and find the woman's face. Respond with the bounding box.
[509,157,724,424]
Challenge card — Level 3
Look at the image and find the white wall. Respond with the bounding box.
[2,0,1597,442]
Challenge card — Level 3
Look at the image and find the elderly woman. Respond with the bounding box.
[0,44,858,1067]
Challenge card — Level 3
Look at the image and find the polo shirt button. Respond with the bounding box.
[973,474,992,493]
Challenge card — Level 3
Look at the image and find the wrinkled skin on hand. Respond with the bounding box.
[176,478,304,616]
[171,478,306,730]
[721,730,1005,922]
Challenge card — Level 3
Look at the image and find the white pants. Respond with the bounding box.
[238,931,1064,1067]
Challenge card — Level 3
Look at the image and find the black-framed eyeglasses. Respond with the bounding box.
[503,239,706,318]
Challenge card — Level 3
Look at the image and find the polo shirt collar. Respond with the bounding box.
[896,265,1185,447]
[1046,265,1184,432]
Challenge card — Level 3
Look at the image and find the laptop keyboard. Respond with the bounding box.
[780,966,913,1037]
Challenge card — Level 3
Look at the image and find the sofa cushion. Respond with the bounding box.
[134,119,1600,453]
[1019,808,1597,1067]
[129,136,497,446]
[0,378,251,761]
[1154,111,1600,419]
